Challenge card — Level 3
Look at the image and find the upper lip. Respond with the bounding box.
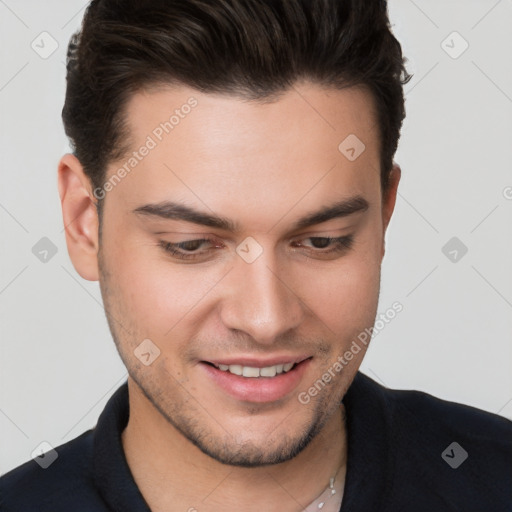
[203,355,312,368]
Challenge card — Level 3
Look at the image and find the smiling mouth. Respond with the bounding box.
[202,358,311,378]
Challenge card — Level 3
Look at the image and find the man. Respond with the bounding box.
[1,0,511,510]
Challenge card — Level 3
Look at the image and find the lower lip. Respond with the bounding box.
[200,359,311,403]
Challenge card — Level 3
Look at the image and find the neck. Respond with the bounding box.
[122,378,347,512]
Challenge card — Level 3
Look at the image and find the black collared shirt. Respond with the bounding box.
[1,372,511,511]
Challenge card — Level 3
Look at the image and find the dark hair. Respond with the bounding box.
[62,0,411,217]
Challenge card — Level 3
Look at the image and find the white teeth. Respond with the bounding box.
[215,362,296,378]
[259,366,277,377]
[228,364,243,376]
[242,366,260,378]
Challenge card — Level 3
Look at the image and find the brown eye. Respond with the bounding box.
[179,239,206,251]
[296,235,353,251]
[309,237,332,249]
[159,238,220,261]
[291,235,354,259]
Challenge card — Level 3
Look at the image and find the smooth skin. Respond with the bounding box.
[58,81,400,512]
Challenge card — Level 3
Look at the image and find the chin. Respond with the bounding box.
[190,426,320,468]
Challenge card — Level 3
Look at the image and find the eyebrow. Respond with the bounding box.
[133,195,369,232]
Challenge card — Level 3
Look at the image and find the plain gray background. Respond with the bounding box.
[1,0,511,475]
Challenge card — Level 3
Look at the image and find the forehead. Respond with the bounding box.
[122,81,379,153]
[105,82,381,228]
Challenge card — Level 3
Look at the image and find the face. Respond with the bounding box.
[66,81,399,467]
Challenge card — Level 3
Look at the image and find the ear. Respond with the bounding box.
[58,153,100,281]
[381,163,401,259]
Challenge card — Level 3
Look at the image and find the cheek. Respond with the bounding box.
[103,231,222,336]
[292,235,382,336]
[118,257,224,331]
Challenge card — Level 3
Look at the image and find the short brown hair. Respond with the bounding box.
[62,0,411,215]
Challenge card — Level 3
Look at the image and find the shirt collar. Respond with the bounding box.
[339,371,393,510]
[93,381,151,511]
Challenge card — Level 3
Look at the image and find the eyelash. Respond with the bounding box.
[158,235,354,261]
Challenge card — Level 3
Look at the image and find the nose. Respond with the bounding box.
[219,249,304,345]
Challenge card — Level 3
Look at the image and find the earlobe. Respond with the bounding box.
[58,154,100,281]
[381,163,401,259]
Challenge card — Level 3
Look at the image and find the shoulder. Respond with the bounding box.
[382,383,512,507]
[385,384,512,445]
[0,430,107,511]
